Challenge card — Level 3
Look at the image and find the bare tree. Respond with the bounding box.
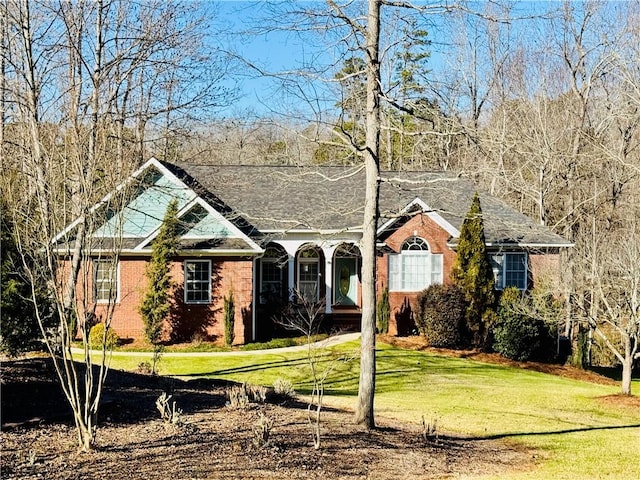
[461,2,640,378]
[352,0,381,428]
[1,0,233,450]
[277,289,346,449]
[581,224,640,395]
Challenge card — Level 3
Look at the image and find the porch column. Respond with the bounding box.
[322,244,338,314]
[287,255,295,301]
[277,241,302,302]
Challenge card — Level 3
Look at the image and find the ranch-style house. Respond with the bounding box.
[55,158,572,344]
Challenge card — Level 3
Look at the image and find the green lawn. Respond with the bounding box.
[101,340,640,479]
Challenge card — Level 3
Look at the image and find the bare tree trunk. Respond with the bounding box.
[355,0,380,429]
[621,344,633,396]
[0,1,5,151]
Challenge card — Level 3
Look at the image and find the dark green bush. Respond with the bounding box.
[492,287,554,362]
[415,284,467,349]
[223,289,235,347]
[376,288,390,334]
[1,212,57,356]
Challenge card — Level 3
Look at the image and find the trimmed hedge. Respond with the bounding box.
[415,284,467,349]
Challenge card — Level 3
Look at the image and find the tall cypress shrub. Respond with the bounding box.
[376,288,390,334]
[223,288,235,347]
[140,200,180,362]
[451,192,495,348]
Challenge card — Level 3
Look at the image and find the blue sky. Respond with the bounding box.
[214,1,341,117]
[210,1,584,118]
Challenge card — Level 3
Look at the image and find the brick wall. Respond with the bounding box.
[377,214,456,336]
[90,256,254,344]
[529,252,561,292]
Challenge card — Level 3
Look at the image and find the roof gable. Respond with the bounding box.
[58,158,262,255]
[377,198,461,238]
[92,166,196,239]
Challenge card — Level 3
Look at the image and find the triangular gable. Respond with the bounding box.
[55,158,262,255]
[377,197,460,238]
[178,202,234,240]
[92,164,196,239]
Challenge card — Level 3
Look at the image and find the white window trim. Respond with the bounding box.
[388,237,443,292]
[492,252,528,290]
[94,259,120,304]
[184,259,212,304]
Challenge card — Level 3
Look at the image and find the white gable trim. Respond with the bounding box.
[135,195,262,254]
[377,197,460,238]
[54,157,262,255]
[52,157,166,245]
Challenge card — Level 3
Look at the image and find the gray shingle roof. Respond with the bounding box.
[168,163,571,247]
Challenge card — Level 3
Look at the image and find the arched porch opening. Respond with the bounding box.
[295,243,325,303]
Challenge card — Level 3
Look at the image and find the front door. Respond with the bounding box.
[334,257,358,306]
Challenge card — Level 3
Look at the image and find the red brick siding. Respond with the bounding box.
[88,256,254,344]
[377,214,456,335]
[529,252,561,291]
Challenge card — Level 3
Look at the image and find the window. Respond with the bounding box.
[94,259,118,303]
[388,237,443,292]
[491,253,528,290]
[298,248,320,301]
[184,260,211,303]
[260,247,285,304]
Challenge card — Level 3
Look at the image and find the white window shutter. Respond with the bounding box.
[431,254,443,284]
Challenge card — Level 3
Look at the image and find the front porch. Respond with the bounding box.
[252,237,363,341]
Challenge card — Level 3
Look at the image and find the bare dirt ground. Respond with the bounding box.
[0,349,539,480]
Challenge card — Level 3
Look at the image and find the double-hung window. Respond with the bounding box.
[490,252,528,290]
[184,260,211,304]
[388,237,443,292]
[298,248,320,302]
[260,247,284,304]
[94,259,118,303]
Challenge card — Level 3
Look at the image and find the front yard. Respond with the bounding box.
[2,336,639,479]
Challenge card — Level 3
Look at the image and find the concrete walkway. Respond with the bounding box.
[72,332,361,358]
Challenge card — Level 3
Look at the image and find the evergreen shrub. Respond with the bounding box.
[223,289,235,347]
[376,288,391,334]
[415,284,467,348]
[1,211,57,356]
[140,200,179,346]
[88,323,120,350]
[450,193,495,348]
[492,287,554,361]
